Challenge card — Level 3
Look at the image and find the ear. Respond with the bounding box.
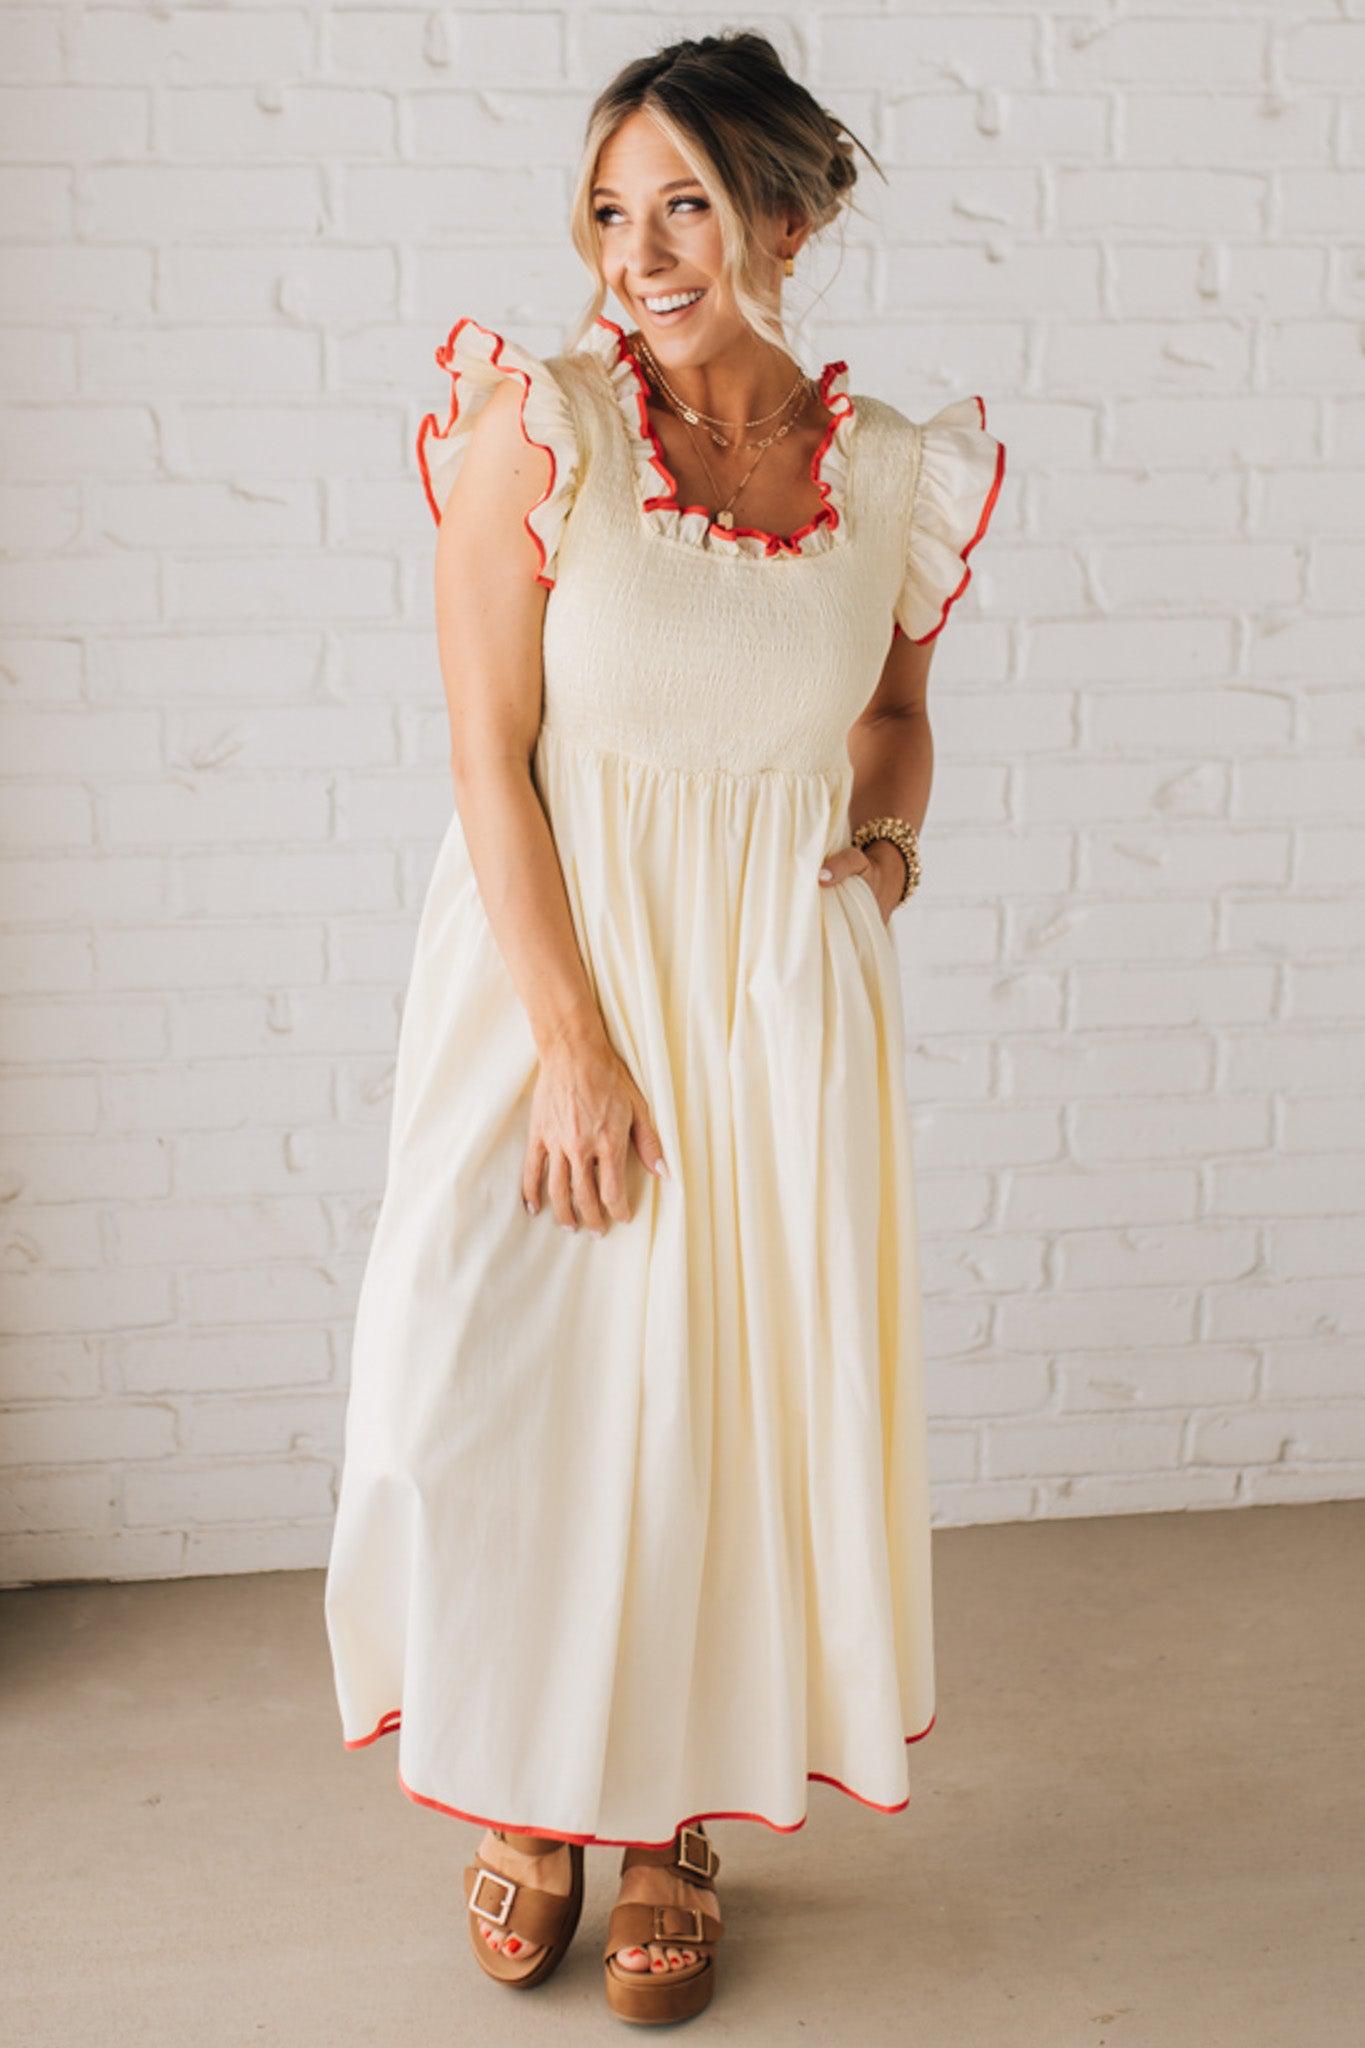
[781,209,814,259]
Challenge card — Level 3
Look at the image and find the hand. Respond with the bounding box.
[818,840,901,926]
[522,1030,668,1235]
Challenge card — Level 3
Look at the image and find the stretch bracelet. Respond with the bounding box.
[851,815,922,906]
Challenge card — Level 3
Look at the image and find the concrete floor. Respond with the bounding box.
[3,1500,1361,2048]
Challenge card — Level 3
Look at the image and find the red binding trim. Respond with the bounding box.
[415,315,560,589]
[593,314,856,559]
[897,393,1006,643]
[343,1708,936,1847]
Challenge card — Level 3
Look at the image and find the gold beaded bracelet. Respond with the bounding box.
[851,815,922,906]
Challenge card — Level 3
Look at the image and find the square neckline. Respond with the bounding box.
[576,315,858,563]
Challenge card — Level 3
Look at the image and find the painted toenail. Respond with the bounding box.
[503,1937,520,1954]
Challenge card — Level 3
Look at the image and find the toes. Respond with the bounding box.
[615,1938,698,1975]
[486,1927,540,1964]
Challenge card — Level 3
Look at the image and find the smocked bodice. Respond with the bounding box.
[416,313,1006,778]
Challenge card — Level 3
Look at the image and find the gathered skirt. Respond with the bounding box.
[323,718,937,1845]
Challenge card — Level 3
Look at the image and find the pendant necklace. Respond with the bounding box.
[631,334,815,531]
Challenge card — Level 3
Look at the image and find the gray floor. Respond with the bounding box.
[4,1500,1361,2047]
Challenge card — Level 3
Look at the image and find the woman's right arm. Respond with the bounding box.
[431,377,667,1232]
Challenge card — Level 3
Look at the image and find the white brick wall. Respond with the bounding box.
[2,2,1363,1584]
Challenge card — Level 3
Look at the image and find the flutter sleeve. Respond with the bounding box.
[892,396,1006,643]
[415,316,580,589]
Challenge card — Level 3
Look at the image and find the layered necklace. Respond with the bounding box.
[631,331,815,531]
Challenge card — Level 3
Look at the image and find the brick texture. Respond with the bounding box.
[2,2,1363,1584]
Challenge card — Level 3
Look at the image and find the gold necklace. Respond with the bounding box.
[629,333,817,529]
[632,332,809,450]
[666,387,810,530]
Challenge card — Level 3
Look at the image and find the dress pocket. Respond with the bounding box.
[844,868,885,922]
[840,869,897,968]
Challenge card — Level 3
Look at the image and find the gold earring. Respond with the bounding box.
[783,254,794,277]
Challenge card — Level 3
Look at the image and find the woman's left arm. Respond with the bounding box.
[822,626,938,922]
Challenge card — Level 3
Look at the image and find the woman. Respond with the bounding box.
[324,30,1005,2027]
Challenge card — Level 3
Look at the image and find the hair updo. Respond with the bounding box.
[567,30,883,356]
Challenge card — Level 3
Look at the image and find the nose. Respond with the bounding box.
[621,226,674,290]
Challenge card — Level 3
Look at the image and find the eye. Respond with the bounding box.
[593,196,709,226]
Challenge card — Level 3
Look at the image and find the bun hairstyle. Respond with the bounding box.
[567,30,884,356]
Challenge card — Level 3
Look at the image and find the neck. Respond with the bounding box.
[631,329,805,425]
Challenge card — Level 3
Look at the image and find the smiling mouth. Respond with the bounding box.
[638,286,708,320]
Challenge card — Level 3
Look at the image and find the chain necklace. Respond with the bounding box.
[631,334,816,530]
[632,331,810,450]
[668,389,810,530]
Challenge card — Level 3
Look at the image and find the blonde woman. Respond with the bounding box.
[324,30,1005,2027]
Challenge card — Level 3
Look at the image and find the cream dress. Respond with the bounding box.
[323,312,1006,1847]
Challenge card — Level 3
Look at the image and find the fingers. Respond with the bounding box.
[546,1150,576,1231]
[543,1144,614,1234]
[594,1141,634,1225]
[817,847,873,887]
[569,1148,608,1236]
[631,1110,671,1189]
[521,1135,546,1216]
[526,1112,670,1236]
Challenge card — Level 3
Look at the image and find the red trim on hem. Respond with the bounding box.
[593,315,856,559]
[342,1708,936,1848]
[415,315,560,589]
[903,394,1006,645]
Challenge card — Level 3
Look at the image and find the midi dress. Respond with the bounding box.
[323,311,1006,1848]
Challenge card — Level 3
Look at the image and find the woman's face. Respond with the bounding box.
[590,109,783,363]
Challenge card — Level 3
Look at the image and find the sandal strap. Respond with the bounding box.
[604,1899,722,1958]
[621,1825,721,1884]
[463,1859,575,1946]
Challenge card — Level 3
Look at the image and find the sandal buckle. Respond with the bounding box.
[676,1826,714,1880]
[653,1904,705,1944]
[468,1868,516,1926]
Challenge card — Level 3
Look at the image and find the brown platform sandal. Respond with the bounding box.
[602,1823,722,2026]
[464,1830,585,1989]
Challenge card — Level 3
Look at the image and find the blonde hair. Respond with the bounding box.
[566,31,882,357]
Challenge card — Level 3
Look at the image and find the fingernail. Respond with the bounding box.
[523,1198,536,1214]
[560,1222,574,1232]
[590,1228,605,1238]
[652,1158,669,1178]
[818,866,833,881]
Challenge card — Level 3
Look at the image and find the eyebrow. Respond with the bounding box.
[590,178,703,199]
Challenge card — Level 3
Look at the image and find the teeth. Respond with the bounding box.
[643,289,705,313]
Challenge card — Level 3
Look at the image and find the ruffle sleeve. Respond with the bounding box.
[893,396,1006,644]
[415,317,579,589]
